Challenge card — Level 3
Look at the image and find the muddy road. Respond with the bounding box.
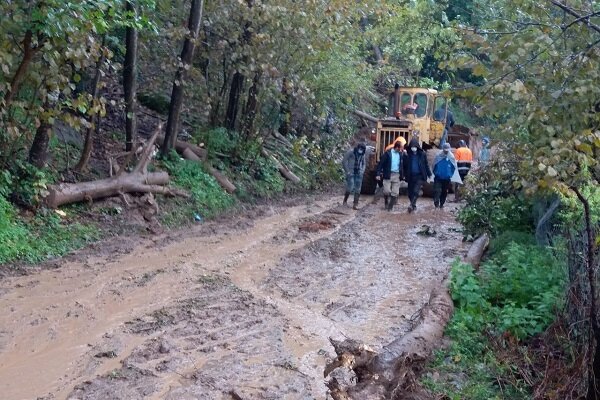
[0,195,465,400]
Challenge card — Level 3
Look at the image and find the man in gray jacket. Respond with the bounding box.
[342,139,368,210]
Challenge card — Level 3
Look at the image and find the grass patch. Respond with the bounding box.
[0,196,100,265]
[161,156,235,227]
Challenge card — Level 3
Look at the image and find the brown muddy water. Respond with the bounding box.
[0,195,465,400]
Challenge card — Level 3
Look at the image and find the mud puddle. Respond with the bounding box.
[0,196,465,400]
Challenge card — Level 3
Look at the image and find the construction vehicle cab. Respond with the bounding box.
[361,85,451,194]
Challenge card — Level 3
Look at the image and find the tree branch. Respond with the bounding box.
[549,0,600,35]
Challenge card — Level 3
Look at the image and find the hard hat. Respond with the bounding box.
[395,136,406,146]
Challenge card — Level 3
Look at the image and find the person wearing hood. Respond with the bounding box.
[403,138,431,213]
[342,139,368,210]
[432,143,456,209]
[376,139,406,211]
[478,136,491,166]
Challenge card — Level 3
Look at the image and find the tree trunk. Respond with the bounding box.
[225,71,244,131]
[75,37,106,172]
[161,0,204,156]
[261,149,300,183]
[181,148,236,193]
[156,134,207,160]
[3,30,38,108]
[279,77,291,136]
[123,1,139,152]
[46,125,187,208]
[572,187,600,400]
[28,116,51,168]
[224,0,255,132]
[464,233,490,271]
[242,72,261,138]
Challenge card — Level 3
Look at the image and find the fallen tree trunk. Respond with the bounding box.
[46,125,188,208]
[325,284,454,400]
[181,148,236,193]
[353,110,378,123]
[464,233,490,271]
[157,134,207,160]
[261,149,301,183]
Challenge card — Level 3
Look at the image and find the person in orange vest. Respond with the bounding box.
[454,140,473,201]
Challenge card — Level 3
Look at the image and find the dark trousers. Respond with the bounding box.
[433,178,451,207]
[407,175,423,207]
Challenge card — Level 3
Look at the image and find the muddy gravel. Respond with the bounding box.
[0,195,465,400]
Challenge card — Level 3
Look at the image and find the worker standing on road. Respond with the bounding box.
[432,143,456,210]
[454,140,473,201]
[376,140,406,211]
[342,139,368,210]
[479,136,491,166]
[404,138,431,213]
[433,107,455,147]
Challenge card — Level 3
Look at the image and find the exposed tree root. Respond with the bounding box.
[325,284,454,400]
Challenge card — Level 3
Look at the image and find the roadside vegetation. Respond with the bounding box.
[1,0,599,398]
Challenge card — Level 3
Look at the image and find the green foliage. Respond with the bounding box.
[424,239,566,398]
[235,156,286,199]
[0,196,99,265]
[10,161,53,208]
[558,185,600,228]
[162,156,234,225]
[137,92,170,115]
[458,184,533,237]
[446,0,600,196]
[194,128,238,157]
[0,196,31,264]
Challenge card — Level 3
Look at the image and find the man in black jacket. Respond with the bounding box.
[376,140,406,211]
[404,138,431,213]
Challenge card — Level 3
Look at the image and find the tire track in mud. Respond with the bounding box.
[0,197,465,400]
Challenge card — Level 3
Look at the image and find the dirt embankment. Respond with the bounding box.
[0,195,465,400]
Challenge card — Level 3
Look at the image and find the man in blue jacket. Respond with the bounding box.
[404,138,431,213]
[376,140,406,211]
[432,143,456,209]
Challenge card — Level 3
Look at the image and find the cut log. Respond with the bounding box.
[181,148,236,193]
[324,284,454,399]
[464,233,490,271]
[46,124,188,208]
[353,110,378,123]
[261,149,301,183]
[157,134,207,160]
[46,172,180,208]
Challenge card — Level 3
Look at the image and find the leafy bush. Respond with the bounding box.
[451,241,565,340]
[425,238,566,399]
[10,161,53,208]
[194,128,239,156]
[235,155,286,199]
[162,156,235,224]
[458,182,533,236]
[558,185,600,228]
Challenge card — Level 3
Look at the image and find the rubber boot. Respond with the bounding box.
[387,196,397,211]
[353,193,360,210]
[384,195,389,209]
[343,192,350,206]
